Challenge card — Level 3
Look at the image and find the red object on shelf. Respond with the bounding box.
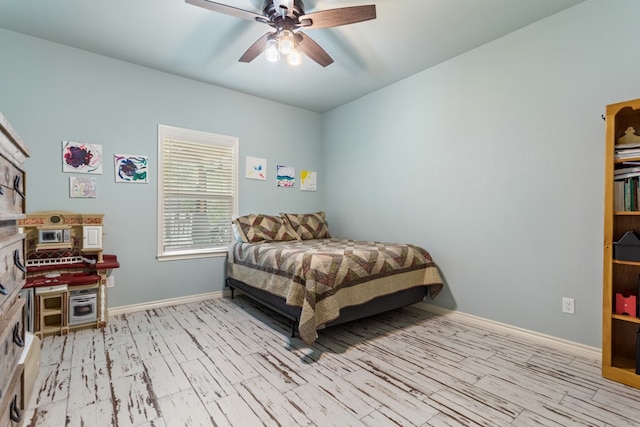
[97,254,120,270]
[24,254,119,289]
[615,291,637,317]
[25,272,101,288]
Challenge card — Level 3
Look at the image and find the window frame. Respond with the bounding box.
[157,124,238,261]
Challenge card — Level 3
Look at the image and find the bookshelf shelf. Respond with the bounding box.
[616,157,640,164]
[612,313,640,324]
[613,259,640,266]
[604,97,640,388]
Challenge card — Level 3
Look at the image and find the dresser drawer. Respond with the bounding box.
[0,237,26,318]
[0,152,25,217]
[0,222,18,242]
[0,155,24,191]
[0,365,24,427]
[0,114,29,168]
[0,298,25,402]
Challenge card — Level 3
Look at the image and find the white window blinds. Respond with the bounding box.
[158,125,238,260]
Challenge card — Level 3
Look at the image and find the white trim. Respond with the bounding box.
[156,124,239,261]
[157,250,227,262]
[108,295,601,361]
[108,291,225,317]
[416,303,601,361]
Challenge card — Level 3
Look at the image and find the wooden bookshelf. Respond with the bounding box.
[603,97,640,388]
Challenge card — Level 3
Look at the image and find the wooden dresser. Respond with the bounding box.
[0,113,30,427]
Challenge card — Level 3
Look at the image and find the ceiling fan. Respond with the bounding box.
[185,0,376,67]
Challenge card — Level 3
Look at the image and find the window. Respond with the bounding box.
[157,125,238,261]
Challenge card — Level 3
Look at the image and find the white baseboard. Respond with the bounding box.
[108,291,226,317]
[108,294,601,361]
[417,303,601,361]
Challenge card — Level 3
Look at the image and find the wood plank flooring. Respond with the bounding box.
[22,295,640,426]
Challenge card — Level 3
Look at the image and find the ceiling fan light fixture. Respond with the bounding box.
[186,0,377,67]
[279,30,294,55]
[265,38,280,62]
[287,48,302,66]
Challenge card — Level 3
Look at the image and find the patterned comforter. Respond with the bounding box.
[227,238,443,344]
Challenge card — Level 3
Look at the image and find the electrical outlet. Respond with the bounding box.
[106,276,115,288]
[562,297,575,314]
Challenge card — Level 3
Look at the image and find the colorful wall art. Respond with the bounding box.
[62,140,103,174]
[114,154,148,183]
[300,170,317,191]
[245,156,267,180]
[69,176,97,198]
[277,165,295,187]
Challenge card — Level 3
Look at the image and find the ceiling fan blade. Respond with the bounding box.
[239,32,272,63]
[299,5,376,29]
[186,0,267,23]
[295,32,333,67]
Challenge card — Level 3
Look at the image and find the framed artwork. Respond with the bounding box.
[114,154,148,183]
[69,176,97,198]
[245,156,267,181]
[277,165,295,187]
[62,141,103,174]
[300,170,317,191]
[245,156,267,180]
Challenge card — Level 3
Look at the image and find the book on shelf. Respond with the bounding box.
[615,180,625,211]
[613,150,640,160]
[615,166,640,175]
[614,142,640,159]
[614,176,640,212]
[615,142,640,150]
[615,166,640,179]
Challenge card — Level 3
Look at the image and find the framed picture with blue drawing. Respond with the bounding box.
[114,154,148,183]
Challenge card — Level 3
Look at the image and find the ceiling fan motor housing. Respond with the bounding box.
[263,0,305,22]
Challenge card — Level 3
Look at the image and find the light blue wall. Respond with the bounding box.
[0,28,323,308]
[323,0,640,348]
[2,0,637,347]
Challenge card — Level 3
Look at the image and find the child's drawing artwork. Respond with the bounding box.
[62,141,103,174]
[246,156,267,180]
[69,176,97,198]
[277,165,295,188]
[114,154,148,183]
[300,170,317,191]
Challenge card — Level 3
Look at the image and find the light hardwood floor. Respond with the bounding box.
[22,295,640,426]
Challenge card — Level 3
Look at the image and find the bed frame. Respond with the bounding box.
[226,277,428,338]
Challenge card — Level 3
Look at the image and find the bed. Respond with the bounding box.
[226,212,443,344]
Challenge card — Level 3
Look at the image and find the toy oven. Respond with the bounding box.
[69,288,97,326]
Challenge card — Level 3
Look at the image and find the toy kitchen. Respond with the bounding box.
[18,211,119,337]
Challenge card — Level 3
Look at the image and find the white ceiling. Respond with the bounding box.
[0,0,584,112]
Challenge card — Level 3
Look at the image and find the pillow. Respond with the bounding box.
[281,211,331,240]
[231,222,244,242]
[232,214,298,243]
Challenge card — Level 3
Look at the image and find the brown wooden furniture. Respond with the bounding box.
[603,97,640,388]
[0,112,30,426]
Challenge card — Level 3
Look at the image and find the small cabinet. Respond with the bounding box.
[82,225,102,250]
[34,285,68,338]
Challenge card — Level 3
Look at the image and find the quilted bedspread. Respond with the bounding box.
[227,238,443,344]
